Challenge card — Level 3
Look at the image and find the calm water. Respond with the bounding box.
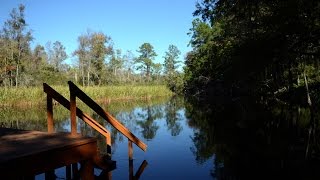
[1,96,320,179]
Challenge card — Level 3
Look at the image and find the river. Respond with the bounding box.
[0,96,319,179]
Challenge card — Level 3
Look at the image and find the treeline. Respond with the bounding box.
[0,4,183,92]
[184,0,320,100]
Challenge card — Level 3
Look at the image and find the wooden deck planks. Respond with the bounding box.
[0,128,97,179]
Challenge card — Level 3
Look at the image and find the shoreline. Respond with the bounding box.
[0,85,173,108]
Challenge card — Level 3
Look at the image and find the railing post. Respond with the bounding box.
[80,160,94,180]
[45,170,55,180]
[106,133,112,156]
[128,140,133,160]
[129,159,134,180]
[67,81,147,152]
[47,95,54,133]
[135,160,148,179]
[70,90,77,135]
[66,165,71,180]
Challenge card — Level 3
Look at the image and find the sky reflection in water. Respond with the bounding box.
[46,97,214,179]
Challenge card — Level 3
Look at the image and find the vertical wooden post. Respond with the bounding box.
[47,95,54,133]
[24,175,35,180]
[106,133,112,156]
[108,171,112,180]
[72,163,79,179]
[66,165,71,180]
[70,90,77,135]
[135,160,148,179]
[45,170,55,180]
[129,159,134,180]
[128,140,133,160]
[80,160,94,180]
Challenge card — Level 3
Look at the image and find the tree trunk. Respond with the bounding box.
[74,71,78,83]
[146,65,150,82]
[127,71,130,82]
[11,44,14,88]
[16,40,22,88]
[81,65,85,86]
[16,64,19,88]
[4,57,7,88]
[87,71,90,86]
[303,70,312,106]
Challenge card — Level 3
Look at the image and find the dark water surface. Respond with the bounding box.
[1,96,320,179]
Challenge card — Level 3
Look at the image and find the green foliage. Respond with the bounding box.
[0,5,181,88]
[184,18,221,93]
[185,0,320,99]
[163,45,181,74]
[73,31,113,86]
[47,41,68,71]
[90,32,113,85]
[0,85,173,106]
[0,4,33,87]
[163,45,182,93]
[135,43,158,81]
[185,95,320,177]
[152,62,162,83]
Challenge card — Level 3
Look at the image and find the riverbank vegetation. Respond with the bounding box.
[184,0,319,105]
[0,85,172,106]
[1,1,319,106]
[0,4,183,101]
[183,2,320,175]
[0,96,171,130]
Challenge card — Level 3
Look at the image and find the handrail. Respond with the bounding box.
[67,81,147,152]
[43,83,112,148]
[129,160,148,180]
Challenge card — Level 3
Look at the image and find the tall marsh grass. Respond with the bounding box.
[0,85,173,107]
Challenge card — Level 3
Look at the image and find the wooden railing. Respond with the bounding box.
[43,83,112,153]
[43,81,147,160]
[68,81,147,159]
[129,160,148,180]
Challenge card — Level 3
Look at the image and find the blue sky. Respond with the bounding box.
[0,0,196,66]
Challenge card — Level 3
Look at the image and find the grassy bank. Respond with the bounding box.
[0,85,173,107]
[0,96,172,132]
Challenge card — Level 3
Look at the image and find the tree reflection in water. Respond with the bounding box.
[5,96,319,179]
[133,96,185,140]
[164,96,184,136]
[136,105,161,140]
[186,97,320,179]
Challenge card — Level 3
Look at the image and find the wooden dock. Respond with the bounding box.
[0,128,98,179]
[0,81,148,179]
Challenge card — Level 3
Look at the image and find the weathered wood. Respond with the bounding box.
[128,160,148,180]
[70,90,77,135]
[66,165,71,180]
[128,140,133,160]
[106,133,112,155]
[68,81,147,152]
[44,81,146,166]
[80,159,94,180]
[45,170,55,180]
[135,160,148,179]
[93,155,116,171]
[129,159,134,180]
[0,128,97,179]
[46,95,54,133]
[43,83,111,148]
[96,169,113,180]
[72,163,79,179]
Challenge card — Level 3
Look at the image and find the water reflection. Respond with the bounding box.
[0,105,67,131]
[2,96,319,179]
[136,106,160,140]
[129,160,148,180]
[185,97,320,179]
[164,97,184,136]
